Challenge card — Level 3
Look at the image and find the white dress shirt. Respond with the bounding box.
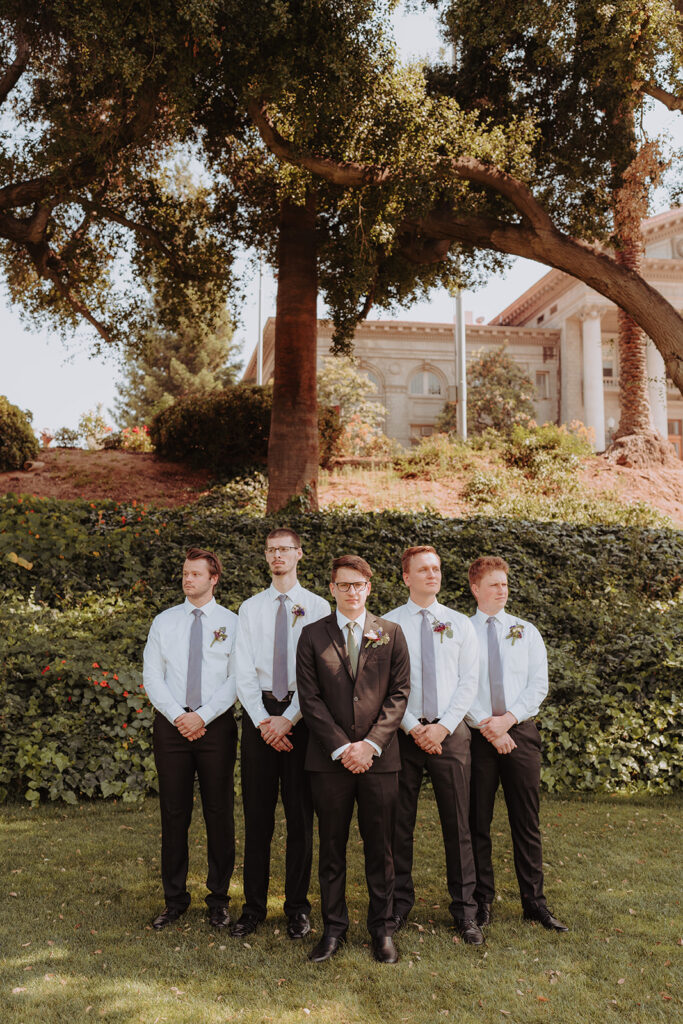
[383,598,479,734]
[235,582,331,727]
[143,597,238,726]
[466,608,549,728]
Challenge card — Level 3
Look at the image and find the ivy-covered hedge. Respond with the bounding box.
[1,493,681,802]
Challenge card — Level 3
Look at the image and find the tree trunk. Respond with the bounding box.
[266,195,319,513]
[614,238,651,437]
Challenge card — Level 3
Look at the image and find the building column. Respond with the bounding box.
[646,339,668,438]
[581,309,606,451]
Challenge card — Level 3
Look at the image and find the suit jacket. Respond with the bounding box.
[296,611,411,773]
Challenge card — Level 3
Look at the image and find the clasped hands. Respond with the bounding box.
[259,715,293,751]
[410,722,449,755]
[174,711,206,741]
[340,740,374,774]
[479,712,518,754]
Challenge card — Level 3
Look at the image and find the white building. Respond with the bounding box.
[244,208,683,457]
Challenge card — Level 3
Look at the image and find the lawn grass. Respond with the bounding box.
[1,792,681,1024]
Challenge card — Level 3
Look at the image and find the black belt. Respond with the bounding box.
[262,691,293,704]
[419,717,440,725]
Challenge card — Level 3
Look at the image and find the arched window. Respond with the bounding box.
[364,369,382,393]
[409,370,442,396]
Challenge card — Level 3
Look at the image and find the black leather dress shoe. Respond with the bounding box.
[230,913,261,938]
[372,935,399,963]
[476,902,492,927]
[308,931,346,962]
[208,906,231,929]
[392,912,408,931]
[523,905,569,932]
[453,918,485,945]
[287,913,312,939]
[152,906,185,930]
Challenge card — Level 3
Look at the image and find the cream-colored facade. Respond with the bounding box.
[244,208,683,456]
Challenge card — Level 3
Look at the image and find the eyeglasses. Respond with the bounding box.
[333,581,369,593]
[265,545,298,556]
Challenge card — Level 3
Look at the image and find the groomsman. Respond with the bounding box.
[144,547,238,929]
[232,528,330,939]
[467,556,568,932]
[384,546,482,944]
[297,555,410,964]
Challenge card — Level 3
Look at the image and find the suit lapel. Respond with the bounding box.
[356,611,379,678]
[324,615,355,681]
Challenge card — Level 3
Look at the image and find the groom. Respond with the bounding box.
[296,554,410,964]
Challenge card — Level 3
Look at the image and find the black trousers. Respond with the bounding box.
[394,723,477,920]
[153,709,237,911]
[469,720,546,908]
[240,697,313,919]
[310,769,398,939]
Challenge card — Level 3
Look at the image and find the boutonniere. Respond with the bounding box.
[210,626,227,647]
[364,627,390,648]
[505,623,525,645]
[432,619,454,644]
[291,604,305,628]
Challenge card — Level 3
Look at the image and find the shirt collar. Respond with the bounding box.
[336,609,367,633]
[268,582,302,603]
[475,607,504,626]
[406,597,439,616]
[183,596,216,616]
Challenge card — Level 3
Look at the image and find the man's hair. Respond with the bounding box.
[266,527,302,548]
[401,545,439,573]
[185,546,222,584]
[468,556,509,587]
[331,554,374,581]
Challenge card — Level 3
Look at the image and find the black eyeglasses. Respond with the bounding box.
[265,546,298,555]
[333,581,369,593]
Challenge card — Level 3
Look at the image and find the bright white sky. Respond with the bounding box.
[2,5,682,432]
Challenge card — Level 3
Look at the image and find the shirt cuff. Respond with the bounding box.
[506,703,526,725]
[365,739,381,757]
[331,743,350,760]
[402,711,421,734]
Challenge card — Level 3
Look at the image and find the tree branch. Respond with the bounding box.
[0,178,54,211]
[0,29,30,106]
[643,81,683,112]
[72,200,186,274]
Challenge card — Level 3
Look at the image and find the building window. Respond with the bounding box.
[410,424,435,443]
[603,360,614,379]
[535,371,550,399]
[410,371,442,396]
[668,419,682,459]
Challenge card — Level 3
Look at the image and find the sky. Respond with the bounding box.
[2,5,682,433]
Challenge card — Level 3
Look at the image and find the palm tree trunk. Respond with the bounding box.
[266,194,319,512]
[614,237,651,437]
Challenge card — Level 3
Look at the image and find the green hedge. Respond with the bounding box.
[1,493,681,802]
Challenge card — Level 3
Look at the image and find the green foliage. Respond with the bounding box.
[503,422,594,477]
[317,356,386,430]
[437,346,536,437]
[1,492,681,803]
[112,292,241,427]
[150,385,272,471]
[52,427,80,448]
[102,426,155,453]
[318,405,344,470]
[0,396,39,471]
[393,433,472,479]
[77,405,113,451]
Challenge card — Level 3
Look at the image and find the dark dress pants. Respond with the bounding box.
[240,698,313,920]
[469,720,546,909]
[153,709,237,911]
[394,723,477,920]
[310,769,398,939]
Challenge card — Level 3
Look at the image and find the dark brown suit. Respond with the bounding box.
[296,611,410,938]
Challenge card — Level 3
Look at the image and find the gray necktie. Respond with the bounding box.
[420,609,438,722]
[487,616,507,715]
[186,608,203,711]
[272,594,289,700]
[346,622,359,677]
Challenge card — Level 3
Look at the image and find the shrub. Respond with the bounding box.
[151,386,344,472]
[437,346,536,436]
[53,427,80,448]
[103,425,155,453]
[78,404,114,450]
[503,422,593,478]
[393,433,471,479]
[0,395,39,471]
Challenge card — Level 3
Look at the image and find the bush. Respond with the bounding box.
[393,433,471,479]
[1,497,681,802]
[0,395,39,471]
[103,425,155,453]
[503,422,593,478]
[53,427,80,448]
[151,385,344,472]
[78,404,114,450]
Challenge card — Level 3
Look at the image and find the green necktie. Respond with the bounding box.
[346,622,359,677]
